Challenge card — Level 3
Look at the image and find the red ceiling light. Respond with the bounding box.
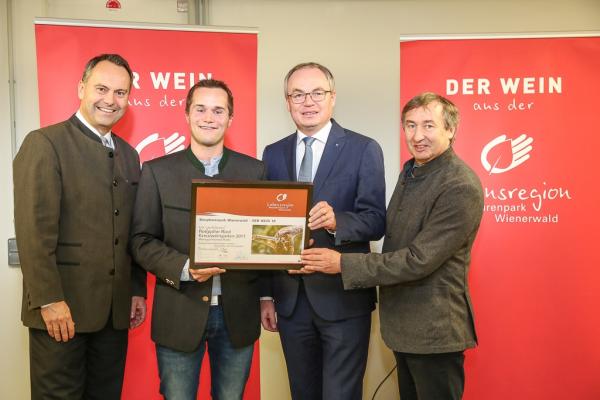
[106,0,121,9]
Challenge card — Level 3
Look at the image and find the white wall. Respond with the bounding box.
[0,1,29,398]
[2,0,599,399]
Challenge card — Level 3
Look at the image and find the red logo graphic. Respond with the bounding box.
[135,132,186,162]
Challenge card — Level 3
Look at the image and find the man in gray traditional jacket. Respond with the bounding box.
[302,92,484,400]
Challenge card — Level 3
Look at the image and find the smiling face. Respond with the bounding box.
[403,101,455,165]
[77,60,131,134]
[286,67,336,136]
[186,86,232,152]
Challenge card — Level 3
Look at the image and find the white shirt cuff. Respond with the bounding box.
[180,259,191,281]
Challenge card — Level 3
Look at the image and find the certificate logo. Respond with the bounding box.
[267,192,294,212]
[276,193,288,202]
[481,133,534,175]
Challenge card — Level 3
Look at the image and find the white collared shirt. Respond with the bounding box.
[76,110,114,149]
[180,153,224,305]
[295,120,332,182]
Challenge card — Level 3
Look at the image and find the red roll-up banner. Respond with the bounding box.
[35,19,259,400]
[400,36,600,399]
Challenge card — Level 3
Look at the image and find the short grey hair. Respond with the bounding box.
[283,62,335,96]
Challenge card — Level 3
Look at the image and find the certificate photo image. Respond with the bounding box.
[251,224,304,256]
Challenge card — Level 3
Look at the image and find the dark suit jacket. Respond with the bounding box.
[13,115,146,332]
[262,119,386,321]
[129,147,266,352]
[342,149,484,354]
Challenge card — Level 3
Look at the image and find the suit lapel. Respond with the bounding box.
[283,134,297,181]
[69,114,103,145]
[313,120,346,196]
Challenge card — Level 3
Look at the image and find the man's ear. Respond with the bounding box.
[77,80,85,100]
[448,127,457,143]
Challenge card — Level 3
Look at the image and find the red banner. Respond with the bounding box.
[400,36,600,399]
[35,20,259,399]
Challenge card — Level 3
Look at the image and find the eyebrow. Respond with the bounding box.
[193,104,227,111]
[290,87,328,93]
[94,84,128,92]
[405,119,436,124]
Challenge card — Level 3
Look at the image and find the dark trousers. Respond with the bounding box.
[277,283,371,400]
[394,351,465,400]
[29,320,128,400]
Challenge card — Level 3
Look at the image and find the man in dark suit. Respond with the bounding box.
[130,79,265,400]
[13,54,147,400]
[261,62,386,400]
[302,93,484,400]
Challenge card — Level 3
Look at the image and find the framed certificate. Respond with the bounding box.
[190,180,312,270]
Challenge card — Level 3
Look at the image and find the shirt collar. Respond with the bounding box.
[75,110,113,142]
[296,120,332,146]
[200,153,223,167]
[406,147,455,178]
[185,146,230,175]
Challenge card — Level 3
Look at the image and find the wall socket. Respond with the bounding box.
[8,238,20,266]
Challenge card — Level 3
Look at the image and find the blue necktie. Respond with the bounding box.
[298,137,316,182]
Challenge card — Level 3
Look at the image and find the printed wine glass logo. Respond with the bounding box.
[135,132,186,161]
[481,134,534,175]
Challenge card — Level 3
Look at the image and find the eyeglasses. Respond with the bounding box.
[287,90,332,104]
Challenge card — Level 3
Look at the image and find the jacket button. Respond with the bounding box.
[114,238,119,245]
[113,179,118,187]
[114,209,119,216]
[108,151,114,158]
[109,269,115,276]
[202,296,209,302]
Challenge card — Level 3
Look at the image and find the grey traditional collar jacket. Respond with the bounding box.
[342,148,484,354]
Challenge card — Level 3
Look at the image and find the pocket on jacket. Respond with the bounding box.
[56,242,82,266]
[164,204,190,212]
